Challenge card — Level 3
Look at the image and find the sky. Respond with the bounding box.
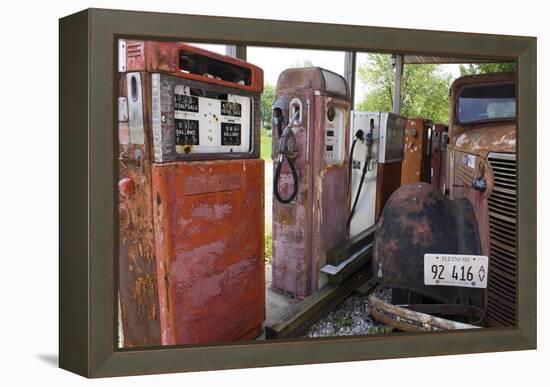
[193,42,462,105]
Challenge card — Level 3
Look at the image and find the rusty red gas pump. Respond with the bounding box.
[430,123,446,188]
[271,67,351,298]
[401,118,433,185]
[118,39,265,346]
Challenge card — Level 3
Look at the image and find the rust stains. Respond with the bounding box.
[373,182,484,306]
[455,124,516,157]
[401,119,432,185]
[118,143,162,347]
[151,159,265,345]
[123,39,264,94]
[132,274,157,321]
[271,68,351,298]
[411,218,433,245]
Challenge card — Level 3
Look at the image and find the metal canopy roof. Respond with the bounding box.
[403,55,512,64]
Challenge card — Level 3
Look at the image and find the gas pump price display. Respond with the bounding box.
[424,253,488,288]
[170,84,251,153]
[174,94,199,112]
[175,119,200,145]
[221,123,241,145]
[220,101,242,117]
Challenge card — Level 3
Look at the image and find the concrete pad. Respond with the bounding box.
[256,268,300,340]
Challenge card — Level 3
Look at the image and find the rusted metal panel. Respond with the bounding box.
[485,153,517,326]
[430,124,445,188]
[453,150,493,257]
[118,157,162,347]
[118,73,162,347]
[152,159,265,345]
[373,182,484,306]
[401,118,432,185]
[439,128,450,195]
[271,88,312,298]
[447,73,517,327]
[455,124,516,157]
[123,39,263,93]
[150,73,262,163]
[272,68,351,298]
[455,149,517,326]
[447,73,516,200]
[118,41,266,346]
[375,162,402,220]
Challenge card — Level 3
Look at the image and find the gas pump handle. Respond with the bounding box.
[276,110,300,159]
[365,128,374,171]
[278,125,297,158]
[273,109,301,204]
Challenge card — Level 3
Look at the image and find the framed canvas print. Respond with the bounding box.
[59,8,536,378]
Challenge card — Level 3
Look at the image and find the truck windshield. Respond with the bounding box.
[458,83,516,124]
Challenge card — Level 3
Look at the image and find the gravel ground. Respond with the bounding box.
[303,286,393,338]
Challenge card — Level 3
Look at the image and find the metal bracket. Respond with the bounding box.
[118,97,129,122]
[118,39,127,72]
[126,73,144,145]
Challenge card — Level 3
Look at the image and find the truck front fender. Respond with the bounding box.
[373,182,484,306]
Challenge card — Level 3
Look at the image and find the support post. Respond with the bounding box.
[226,45,247,60]
[392,54,404,114]
[344,51,356,106]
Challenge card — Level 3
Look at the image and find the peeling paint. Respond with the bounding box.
[152,159,265,345]
[373,182,483,305]
[455,124,516,156]
[118,143,162,347]
[271,67,351,298]
[191,202,233,220]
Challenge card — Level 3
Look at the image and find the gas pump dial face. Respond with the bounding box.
[324,106,345,165]
[150,73,257,161]
[172,83,251,154]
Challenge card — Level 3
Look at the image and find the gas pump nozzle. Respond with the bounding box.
[273,108,301,204]
[277,110,300,160]
[365,127,374,171]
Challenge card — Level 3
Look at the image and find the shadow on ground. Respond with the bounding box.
[36,354,58,367]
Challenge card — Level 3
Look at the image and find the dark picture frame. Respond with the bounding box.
[59,8,536,378]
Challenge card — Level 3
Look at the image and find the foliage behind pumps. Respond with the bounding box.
[356,53,452,124]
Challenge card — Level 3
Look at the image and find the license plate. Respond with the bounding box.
[424,254,488,288]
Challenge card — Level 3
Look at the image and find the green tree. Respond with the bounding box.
[356,54,453,124]
[261,83,275,130]
[459,62,516,77]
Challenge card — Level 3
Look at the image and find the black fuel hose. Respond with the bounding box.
[348,130,364,188]
[347,129,367,227]
[349,138,358,184]
[274,155,299,203]
[273,110,300,204]
[347,162,368,228]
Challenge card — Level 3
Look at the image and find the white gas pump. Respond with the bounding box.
[348,111,406,237]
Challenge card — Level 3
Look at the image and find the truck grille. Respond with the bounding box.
[486,153,517,326]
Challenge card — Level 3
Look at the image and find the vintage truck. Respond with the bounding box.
[374,72,517,327]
